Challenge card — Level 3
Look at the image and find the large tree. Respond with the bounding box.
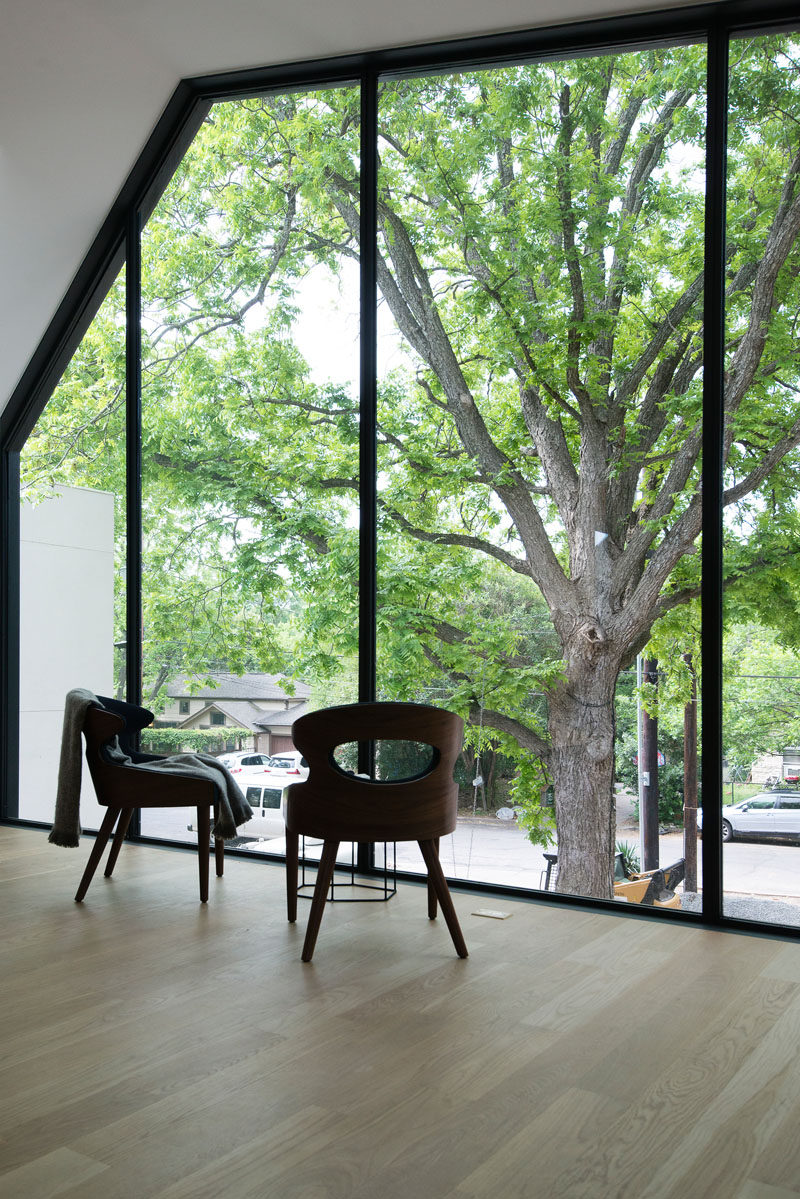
[23,37,800,897]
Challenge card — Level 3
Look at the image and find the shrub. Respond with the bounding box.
[139,726,250,755]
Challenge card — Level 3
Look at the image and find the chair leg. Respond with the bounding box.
[212,803,224,877]
[197,805,211,903]
[75,807,121,902]
[418,839,468,958]
[286,830,299,923]
[104,808,133,878]
[428,836,439,919]
[301,840,339,963]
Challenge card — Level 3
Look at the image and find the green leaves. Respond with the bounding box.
[25,40,800,808]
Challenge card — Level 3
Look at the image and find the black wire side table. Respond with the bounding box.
[297,838,397,903]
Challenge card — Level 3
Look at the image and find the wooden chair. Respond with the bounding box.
[75,706,224,902]
[285,701,468,962]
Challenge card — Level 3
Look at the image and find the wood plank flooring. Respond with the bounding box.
[2,825,800,1198]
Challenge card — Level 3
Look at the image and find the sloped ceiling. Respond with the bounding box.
[0,0,699,416]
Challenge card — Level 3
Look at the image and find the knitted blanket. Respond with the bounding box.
[49,688,100,846]
[49,689,253,846]
[104,742,252,840]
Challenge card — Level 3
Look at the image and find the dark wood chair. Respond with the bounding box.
[285,701,468,962]
[75,706,224,903]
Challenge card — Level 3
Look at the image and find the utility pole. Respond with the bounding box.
[641,657,660,871]
[683,653,698,892]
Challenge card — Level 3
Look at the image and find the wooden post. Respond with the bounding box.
[683,653,698,893]
[641,657,660,872]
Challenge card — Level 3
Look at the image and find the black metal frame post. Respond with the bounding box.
[358,71,378,715]
[124,211,143,839]
[0,451,21,819]
[701,20,729,925]
[125,209,143,712]
[357,71,379,874]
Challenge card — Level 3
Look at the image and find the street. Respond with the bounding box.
[136,806,800,920]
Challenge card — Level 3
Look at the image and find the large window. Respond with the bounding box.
[4,5,800,931]
[722,31,800,927]
[136,87,360,846]
[374,48,706,905]
[17,272,126,833]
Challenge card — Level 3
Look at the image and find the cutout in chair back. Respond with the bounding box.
[331,739,438,782]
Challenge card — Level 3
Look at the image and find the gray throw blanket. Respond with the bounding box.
[104,742,252,840]
[49,688,253,846]
[49,688,99,846]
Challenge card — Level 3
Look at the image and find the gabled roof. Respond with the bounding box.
[167,672,310,702]
[177,699,270,733]
[253,701,310,730]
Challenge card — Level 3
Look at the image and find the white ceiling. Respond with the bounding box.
[0,0,703,416]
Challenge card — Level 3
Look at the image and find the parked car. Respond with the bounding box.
[187,781,288,841]
[264,751,309,781]
[698,791,800,842]
[215,751,272,779]
[237,782,288,840]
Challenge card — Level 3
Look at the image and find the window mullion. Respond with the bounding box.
[701,22,729,924]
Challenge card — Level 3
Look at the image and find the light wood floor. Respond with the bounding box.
[2,826,800,1199]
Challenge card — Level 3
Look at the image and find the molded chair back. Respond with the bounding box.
[284,702,468,962]
[286,701,463,843]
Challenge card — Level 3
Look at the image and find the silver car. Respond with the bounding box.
[699,791,800,842]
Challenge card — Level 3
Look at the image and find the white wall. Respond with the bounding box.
[19,486,115,828]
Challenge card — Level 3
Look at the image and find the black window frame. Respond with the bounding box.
[3,0,800,936]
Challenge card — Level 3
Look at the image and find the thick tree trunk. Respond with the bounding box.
[549,658,618,900]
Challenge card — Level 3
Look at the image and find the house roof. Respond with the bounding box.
[253,701,310,730]
[167,672,310,702]
[182,699,281,733]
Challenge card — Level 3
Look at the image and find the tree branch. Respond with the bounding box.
[468,705,550,758]
[380,501,533,577]
[724,413,800,505]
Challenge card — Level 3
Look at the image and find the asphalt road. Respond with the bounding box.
[138,805,800,915]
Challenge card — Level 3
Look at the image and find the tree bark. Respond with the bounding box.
[550,650,618,899]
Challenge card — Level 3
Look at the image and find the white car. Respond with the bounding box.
[216,751,272,780]
[188,781,288,842]
[236,782,288,840]
[263,751,309,783]
[698,791,800,842]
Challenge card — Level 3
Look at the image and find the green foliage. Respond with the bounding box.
[22,39,800,894]
[139,726,250,754]
[614,672,688,826]
[511,754,556,848]
[723,623,800,769]
[616,840,641,876]
[627,764,686,827]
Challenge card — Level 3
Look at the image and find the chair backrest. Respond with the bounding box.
[94,694,155,756]
[82,705,133,810]
[285,701,464,842]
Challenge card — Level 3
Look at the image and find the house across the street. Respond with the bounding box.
[155,672,310,756]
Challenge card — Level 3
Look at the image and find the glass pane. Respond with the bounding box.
[376,47,707,904]
[138,88,360,847]
[19,270,126,831]
[723,30,800,927]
